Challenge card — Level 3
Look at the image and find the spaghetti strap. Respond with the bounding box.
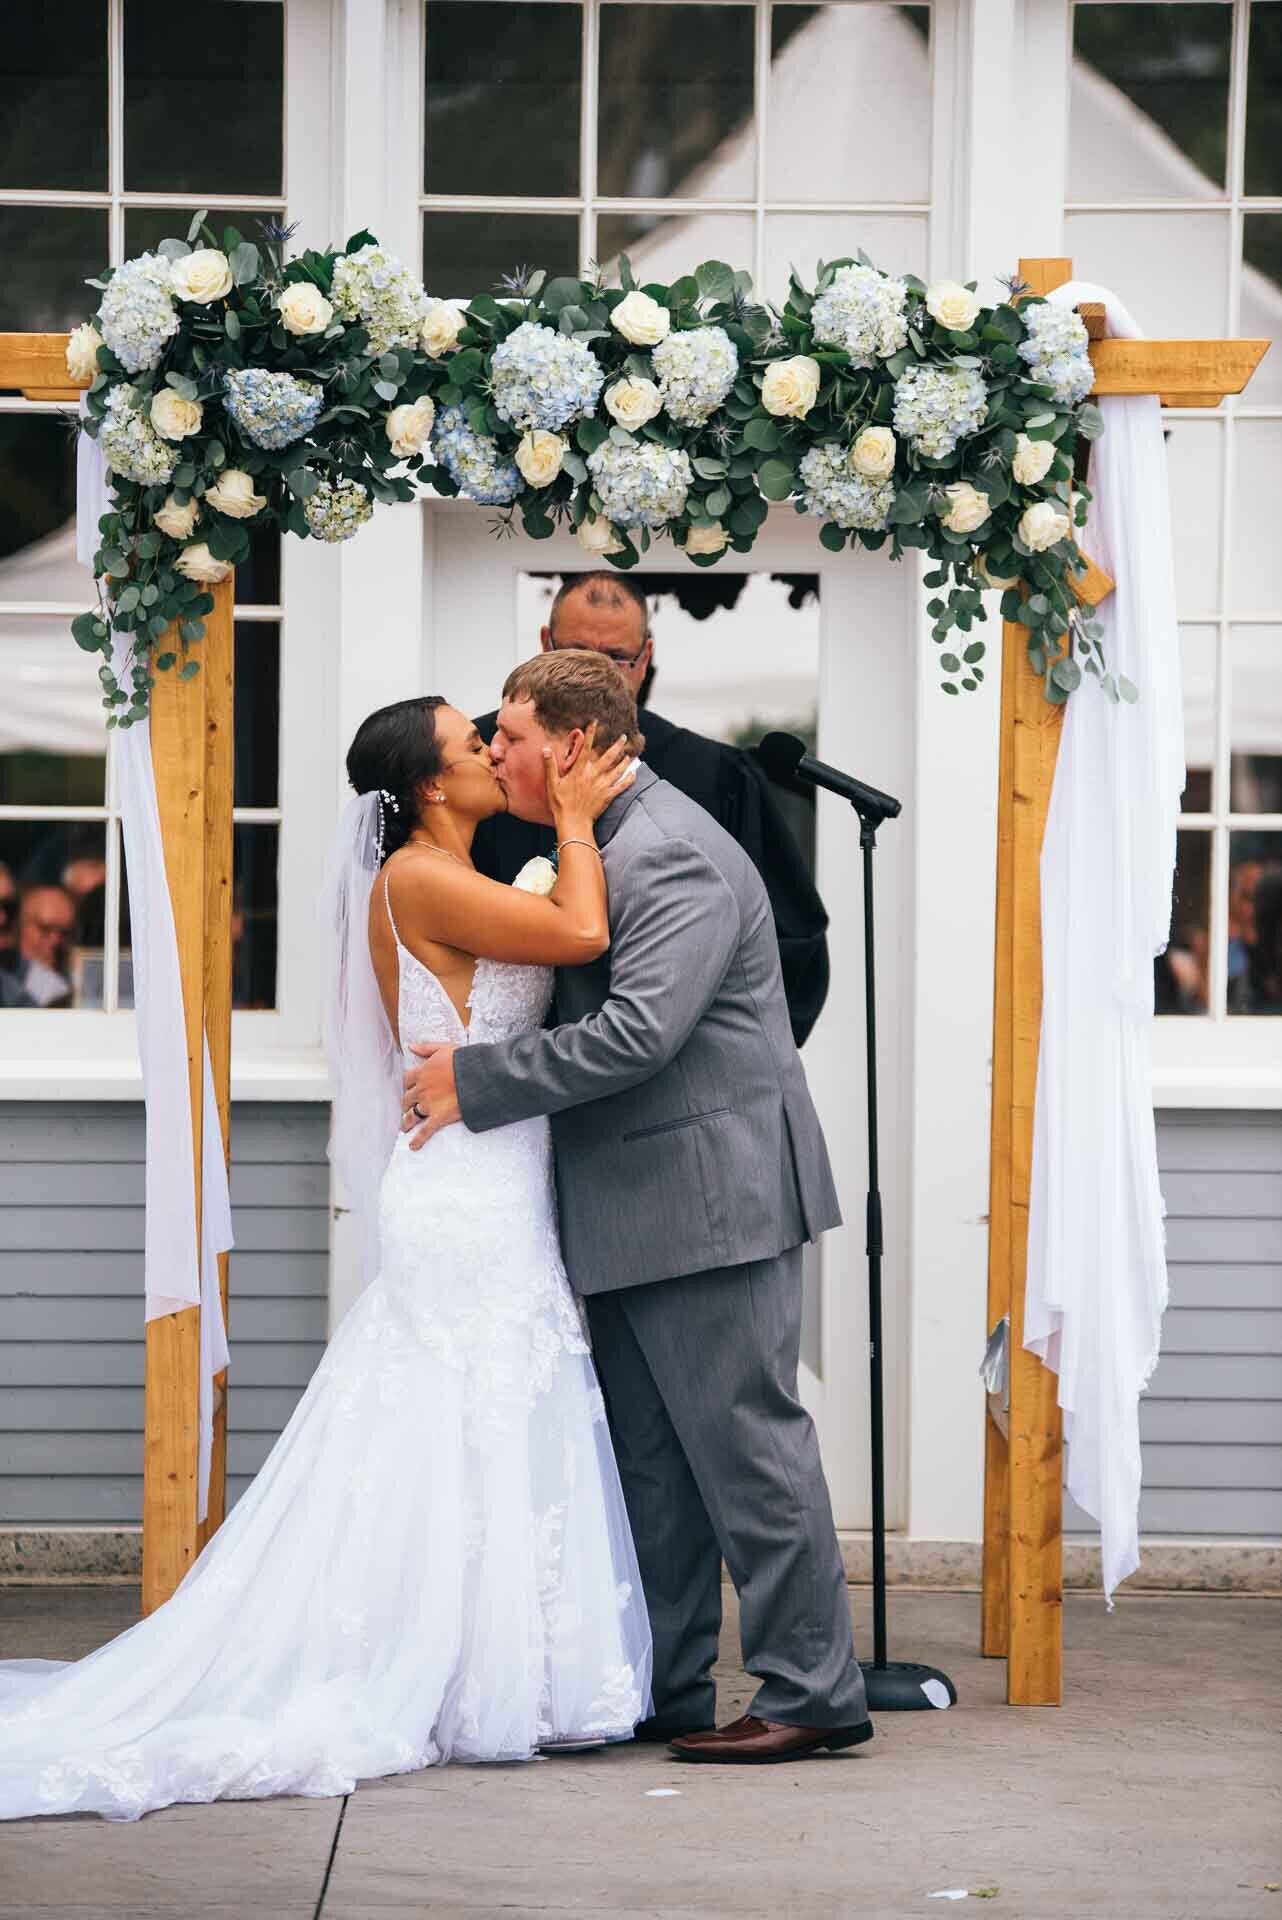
[383,871,404,948]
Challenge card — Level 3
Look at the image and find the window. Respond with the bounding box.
[0,0,286,1015]
[1070,0,1282,1025]
[420,0,933,303]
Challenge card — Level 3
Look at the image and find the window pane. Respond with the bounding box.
[423,213,580,302]
[1158,828,1211,1014]
[233,824,278,1010]
[598,4,754,201]
[768,6,931,204]
[1230,624,1282,814]
[1228,830,1282,1014]
[597,213,754,288]
[124,0,283,195]
[1164,420,1223,614]
[0,0,108,191]
[764,212,928,305]
[235,623,280,811]
[0,820,106,1010]
[424,1,581,198]
[1245,1,1282,196]
[0,615,106,808]
[1063,210,1229,338]
[0,206,108,332]
[235,525,281,610]
[1180,624,1217,811]
[1241,216,1282,408]
[1070,3,1232,201]
[0,413,91,601]
[1230,423,1282,614]
[125,206,285,264]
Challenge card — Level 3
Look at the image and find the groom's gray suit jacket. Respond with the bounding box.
[454,766,842,1293]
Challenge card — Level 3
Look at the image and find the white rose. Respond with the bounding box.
[276,283,334,336]
[925,280,981,332]
[1012,431,1056,487]
[940,481,991,535]
[1018,502,1071,552]
[154,494,200,540]
[974,552,1020,592]
[685,521,729,557]
[175,542,232,584]
[420,299,466,358]
[576,513,624,557]
[512,855,558,897]
[205,468,266,520]
[385,395,436,458]
[170,249,233,304]
[66,323,102,383]
[151,389,203,441]
[605,377,663,430]
[515,430,567,489]
[850,425,897,480]
[760,356,821,420]
[610,290,671,348]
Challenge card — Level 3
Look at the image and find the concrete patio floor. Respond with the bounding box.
[0,1583,1277,1920]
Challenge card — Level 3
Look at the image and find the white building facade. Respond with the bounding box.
[1,0,1278,1579]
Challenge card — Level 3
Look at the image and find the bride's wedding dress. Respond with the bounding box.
[0,903,651,1821]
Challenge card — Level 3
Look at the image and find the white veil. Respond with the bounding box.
[322,791,401,1291]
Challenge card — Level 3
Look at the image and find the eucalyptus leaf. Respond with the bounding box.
[756,458,796,502]
[186,209,209,243]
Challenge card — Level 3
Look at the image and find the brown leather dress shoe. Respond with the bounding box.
[670,1715,874,1764]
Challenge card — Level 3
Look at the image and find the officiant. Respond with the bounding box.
[472,572,831,1047]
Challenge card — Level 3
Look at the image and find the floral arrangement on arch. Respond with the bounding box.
[67,218,1113,723]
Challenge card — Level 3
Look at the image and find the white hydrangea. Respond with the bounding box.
[432,406,521,505]
[490,321,604,433]
[651,326,739,427]
[798,443,892,531]
[1017,302,1094,406]
[98,387,178,487]
[303,477,374,543]
[892,363,989,460]
[587,439,692,529]
[97,253,179,374]
[810,263,909,369]
[331,244,430,356]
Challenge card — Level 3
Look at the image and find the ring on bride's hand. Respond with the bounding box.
[411,1102,428,1121]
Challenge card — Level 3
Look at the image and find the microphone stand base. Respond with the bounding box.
[860,1660,958,1713]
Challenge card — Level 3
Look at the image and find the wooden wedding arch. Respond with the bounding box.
[0,257,1267,1703]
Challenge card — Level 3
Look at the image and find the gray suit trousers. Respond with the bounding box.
[586,1248,868,1730]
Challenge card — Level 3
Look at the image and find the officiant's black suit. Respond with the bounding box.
[471,705,830,1047]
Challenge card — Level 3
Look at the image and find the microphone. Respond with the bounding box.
[756,732,902,823]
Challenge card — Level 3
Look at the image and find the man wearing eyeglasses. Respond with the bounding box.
[473,573,830,1047]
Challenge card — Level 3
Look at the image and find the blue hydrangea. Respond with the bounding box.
[97,253,179,374]
[432,406,521,505]
[586,439,692,529]
[331,244,429,356]
[490,322,604,433]
[223,368,324,451]
[651,326,739,427]
[1017,302,1094,406]
[810,263,909,369]
[303,477,373,543]
[98,387,177,487]
[892,363,989,460]
[798,444,892,531]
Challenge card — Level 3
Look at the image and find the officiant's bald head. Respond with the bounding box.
[541,573,653,700]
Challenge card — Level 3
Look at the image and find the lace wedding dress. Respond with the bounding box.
[0,898,651,1821]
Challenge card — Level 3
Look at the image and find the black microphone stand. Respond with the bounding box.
[848,790,957,1713]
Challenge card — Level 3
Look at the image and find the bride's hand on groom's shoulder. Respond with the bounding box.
[402,1043,460,1149]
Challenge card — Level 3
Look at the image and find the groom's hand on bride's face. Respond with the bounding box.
[402,1044,461,1148]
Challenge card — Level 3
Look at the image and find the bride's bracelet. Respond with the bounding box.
[556,837,601,858]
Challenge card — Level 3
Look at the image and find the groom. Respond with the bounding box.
[403,651,872,1763]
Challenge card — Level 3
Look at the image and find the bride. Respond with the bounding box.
[0,695,652,1822]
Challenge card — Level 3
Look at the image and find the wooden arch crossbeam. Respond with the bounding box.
[0,260,1267,1674]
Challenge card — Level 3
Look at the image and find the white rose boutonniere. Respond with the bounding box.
[513,855,558,896]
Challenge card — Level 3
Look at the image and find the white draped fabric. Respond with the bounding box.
[1025,283,1185,1601]
[79,413,231,1521]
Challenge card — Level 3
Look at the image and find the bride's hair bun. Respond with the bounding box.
[346,696,447,862]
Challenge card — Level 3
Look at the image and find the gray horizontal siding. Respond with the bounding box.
[0,1102,329,1527]
[1065,1111,1282,1542]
